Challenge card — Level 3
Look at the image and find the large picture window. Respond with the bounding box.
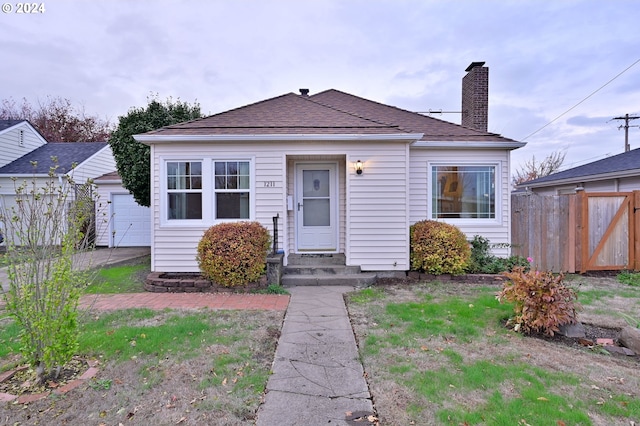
[167,161,202,220]
[432,165,495,219]
[214,161,250,219]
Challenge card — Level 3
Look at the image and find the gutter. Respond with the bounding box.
[134,133,425,144]
[517,168,640,190]
[411,141,526,150]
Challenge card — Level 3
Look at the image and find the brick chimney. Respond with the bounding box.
[461,62,488,132]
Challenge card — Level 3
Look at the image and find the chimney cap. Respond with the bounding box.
[299,88,310,96]
[465,62,486,72]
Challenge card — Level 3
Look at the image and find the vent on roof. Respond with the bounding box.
[299,88,310,96]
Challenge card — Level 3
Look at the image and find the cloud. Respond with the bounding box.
[1,0,639,173]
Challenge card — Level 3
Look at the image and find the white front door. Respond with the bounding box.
[295,163,338,252]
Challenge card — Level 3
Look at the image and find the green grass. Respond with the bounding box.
[83,261,148,294]
[0,318,21,360]
[253,283,289,294]
[78,309,239,361]
[347,287,386,304]
[349,284,640,425]
[578,287,640,306]
[375,289,511,345]
[618,271,640,287]
[409,357,590,424]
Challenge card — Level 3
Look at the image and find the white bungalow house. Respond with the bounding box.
[0,119,150,247]
[135,63,525,274]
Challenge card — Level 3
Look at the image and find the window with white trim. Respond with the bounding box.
[167,161,202,220]
[214,160,250,219]
[431,165,495,219]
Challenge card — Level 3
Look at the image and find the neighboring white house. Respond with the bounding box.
[0,120,48,167]
[0,119,150,247]
[135,63,526,274]
[516,147,640,195]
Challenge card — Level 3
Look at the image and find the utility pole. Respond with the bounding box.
[612,113,640,152]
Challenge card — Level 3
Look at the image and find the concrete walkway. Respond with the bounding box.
[256,286,375,425]
[1,250,376,424]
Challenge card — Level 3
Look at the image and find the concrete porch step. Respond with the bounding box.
[284,265,362,275]
[287,253,347,266]
[281,272,377,287]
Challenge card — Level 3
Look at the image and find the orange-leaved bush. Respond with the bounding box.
[410,220,470,275]
[497,267,579,336]
[197,221,271,287]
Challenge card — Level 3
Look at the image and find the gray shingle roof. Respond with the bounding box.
[0,119,27,132]
[0,142,108,175]
[522,147,640,186]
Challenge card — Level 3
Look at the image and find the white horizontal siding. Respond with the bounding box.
[69,146,117,183]
[346,142,410,271]
[94,183,117,246]
[151,143,286,272]
[149,140,514,272]
[530,176,640,196]
[150,140,411,272]
[0,123,47,167]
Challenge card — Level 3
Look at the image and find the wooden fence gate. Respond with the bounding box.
[511,191,640,273]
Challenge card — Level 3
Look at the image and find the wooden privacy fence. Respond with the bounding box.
[511,191,640,273]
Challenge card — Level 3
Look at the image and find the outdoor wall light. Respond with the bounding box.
[355,160,364,175]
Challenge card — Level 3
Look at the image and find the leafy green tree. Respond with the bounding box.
[109,97,202,207]
[1,163,95,383]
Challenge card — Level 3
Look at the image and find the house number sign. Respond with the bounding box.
[263,181,276,187]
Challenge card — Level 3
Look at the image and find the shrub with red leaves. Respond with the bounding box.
[197,222,271,287]
[498,267,580,336]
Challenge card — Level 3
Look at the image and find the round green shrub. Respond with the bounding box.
[197,221,271,287]
[410,220,471,275]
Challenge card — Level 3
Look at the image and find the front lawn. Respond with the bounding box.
[347,277,640,425]
[83,256,150,293]
[1,307,284,425]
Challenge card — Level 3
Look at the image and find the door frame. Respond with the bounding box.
[294,161,340,253]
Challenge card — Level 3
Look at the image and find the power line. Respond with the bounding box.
[522,57,640,141]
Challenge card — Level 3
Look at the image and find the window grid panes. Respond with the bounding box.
[432,165,495,219]
[167,161,202,220]
[214,161,250,219]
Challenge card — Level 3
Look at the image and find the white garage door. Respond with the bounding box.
[112,193,151,247]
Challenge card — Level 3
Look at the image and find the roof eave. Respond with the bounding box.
[134,133,424,144]
[518,168,640,189]
[412,141,526,150]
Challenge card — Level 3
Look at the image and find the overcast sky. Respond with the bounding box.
[2,0,639,172]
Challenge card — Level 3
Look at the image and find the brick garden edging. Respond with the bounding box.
[406,271,507,285]
[145,271,506,293]
[0,359,99,404]
[145,272,268,293]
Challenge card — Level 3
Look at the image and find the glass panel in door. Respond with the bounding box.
[302,170,330,226]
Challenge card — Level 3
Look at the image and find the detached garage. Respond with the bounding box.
[95,172,151,247]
